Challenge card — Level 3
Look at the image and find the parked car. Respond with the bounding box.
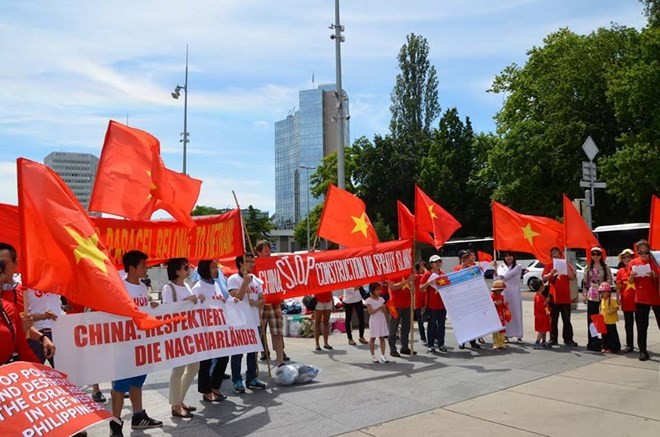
[522,260,545,291]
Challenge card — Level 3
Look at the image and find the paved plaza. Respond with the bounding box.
[85,294,660,437]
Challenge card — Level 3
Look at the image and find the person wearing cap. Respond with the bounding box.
[598,282,620,353]
[420,255,448,353]
[615,248,636,353]
[627,239,660,361]
[542,247,578,347]
[582,246,612,352]
[490,280,510,350]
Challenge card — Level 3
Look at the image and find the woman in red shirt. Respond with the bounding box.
[615,249,636,353]
[628,240,660,361]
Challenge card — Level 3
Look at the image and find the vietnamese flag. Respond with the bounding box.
[17,158,166,330]
[650,195,660,250]
[492,201,564,264]
[397,200,434,245]
[318,184,379,247]
[477,251,493,262]
[590,314,607,334]
[414,186,461,249]
[563,194,603,261]
[89,121,201,226]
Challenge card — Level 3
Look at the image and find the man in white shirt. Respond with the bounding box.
[228,253,266,393]
[109,251,162,437]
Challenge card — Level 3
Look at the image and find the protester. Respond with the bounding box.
[420,255,447,353]
[490,280,510,350]
[496,251,523,343]
[582,247,612,351]
[193,260,231,403]
[24,289,60,366]
[628,239,660,361]
[615,249,636,353]
[255,240,289,365]
[413,262,427,346]
[599,282,620,354]
[343,285,367,346]
[542,247,578,347]
[228,253,267,392]
[530,277,551,349]
[162,257,200,418]
[365,282,389,363]
[388,275,415,357]
[0,260,40,364]
[0,243,56,361]
[454,250,481,349]
[109,251,162,436]
[314,291,333,351]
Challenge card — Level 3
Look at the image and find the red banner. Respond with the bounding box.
[255,240,413,298]
[93,209,244,266]
[0,205,244,267]
[0,362,113,436]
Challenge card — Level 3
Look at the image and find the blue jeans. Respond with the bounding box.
[426,309,446,348]
[231,352,257,382]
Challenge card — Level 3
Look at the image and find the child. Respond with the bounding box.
[491,280,511,349]
[599,282,621,353]
[530,277,551,349]
[365,282,390,363]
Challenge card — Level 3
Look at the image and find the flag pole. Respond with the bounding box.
[232,190,271,379]
[409,193,417,358]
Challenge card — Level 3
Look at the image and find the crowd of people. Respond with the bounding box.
[1,238,658,436]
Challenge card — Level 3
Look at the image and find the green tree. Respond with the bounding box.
[191,205,222,216]
[487,26,640,222]
[641,0,660,27]
[293,204,323,249]
[243,205,273,250]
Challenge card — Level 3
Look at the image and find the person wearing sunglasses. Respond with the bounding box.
[615,249,636,353]
[162,257,200,419]
[582,246,612,352]
[628,239,660,361]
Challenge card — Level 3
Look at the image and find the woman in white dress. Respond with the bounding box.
[497,252,523,342]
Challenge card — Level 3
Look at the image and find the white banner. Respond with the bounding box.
[52,300,262,386]
[431,267,503,344]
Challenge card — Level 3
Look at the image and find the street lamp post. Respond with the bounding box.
[300,165,315,250]
[329,0,346,189]
[171,44,189,174]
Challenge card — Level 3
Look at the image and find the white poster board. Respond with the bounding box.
[430,267,503,344]
[52,300,261,386]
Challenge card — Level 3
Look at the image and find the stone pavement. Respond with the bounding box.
[85,294,660,437]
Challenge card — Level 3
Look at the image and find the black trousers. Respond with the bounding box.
[636,304,660,353]
[550,303,574,344]
[344,301,365,340]
[198,356,229,394]
[389,307,411,351]
[586,300,601,351]
[602,324,621,352]
[414,308,427,342]
[623,311,635,348]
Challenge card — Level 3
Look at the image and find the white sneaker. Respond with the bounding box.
[379,355,389,363]
[371,355,379,363]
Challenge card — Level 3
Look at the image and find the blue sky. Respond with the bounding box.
[0,0,647,216]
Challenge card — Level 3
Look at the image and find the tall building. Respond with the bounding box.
[44,152,99,210]
[274,84,350,229]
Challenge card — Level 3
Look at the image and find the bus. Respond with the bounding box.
[593,223,650,264]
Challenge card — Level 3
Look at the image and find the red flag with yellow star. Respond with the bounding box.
[89,120,201,226]
[397,200,435,246]
[17,158,165,330]
[650,195,660,250]
[414,186,461,249]
[492,201,564,264]
[317,184,379,247]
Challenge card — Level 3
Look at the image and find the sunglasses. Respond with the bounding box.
[591,252,601,256]
[638,251,650,255]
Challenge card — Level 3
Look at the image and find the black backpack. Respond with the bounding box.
[302,295,317,311]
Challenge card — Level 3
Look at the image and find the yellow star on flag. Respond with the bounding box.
[146,170,158,199]
[437,277,447,286]
[428,205,438,219]
[625,282,636,291]
[65,226,109,275]
[350,212,370,238]
[521,223,540,245]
